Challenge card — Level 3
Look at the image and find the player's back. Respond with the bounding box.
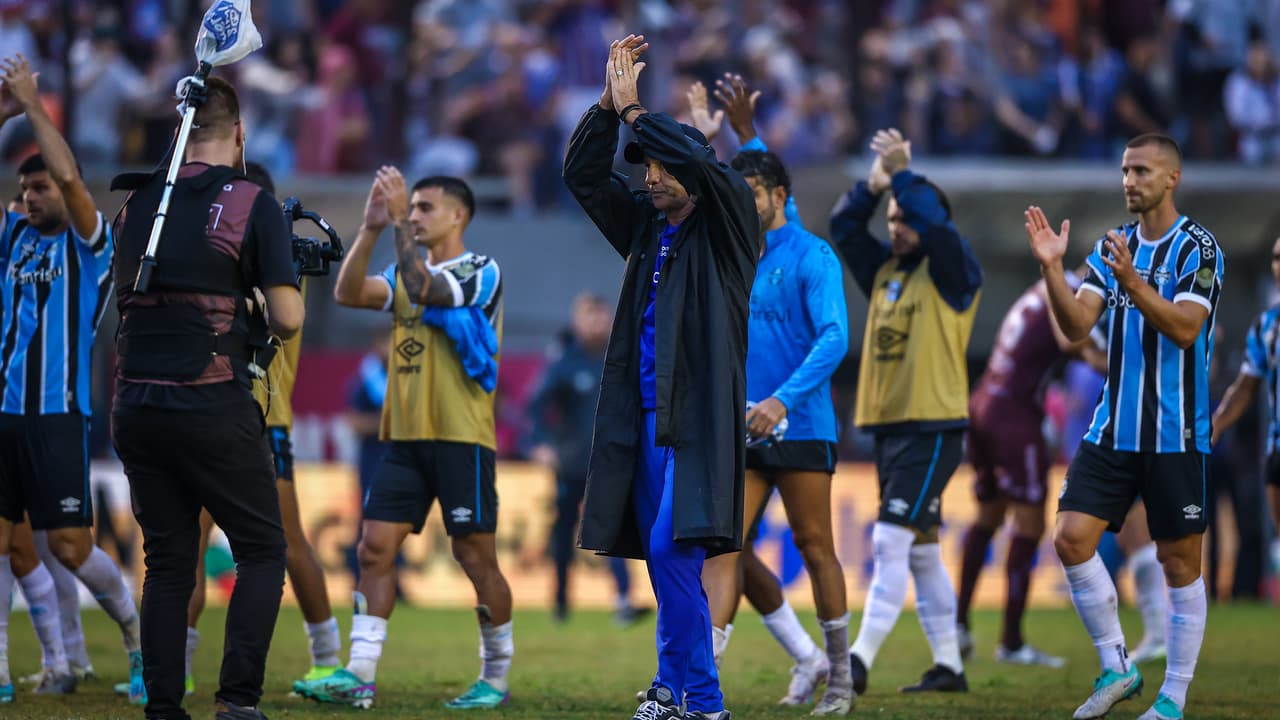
[973,279,1067,415]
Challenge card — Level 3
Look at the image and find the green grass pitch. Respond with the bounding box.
[4,603,1273,718]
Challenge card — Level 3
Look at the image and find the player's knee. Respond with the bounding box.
[357,535,397,571]
[792,529,836,566]
[1052,527,1091,565]
[1155,545,1200,585]
[451,537,496,577]
[871,522,913,563]
[47,530,90,569]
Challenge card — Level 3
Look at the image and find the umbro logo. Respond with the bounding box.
[887,498,909,516]
[451,506,473,523]
[1182,504,1202,519]
[60,496,81,513]
[876,327,908,352]
[396,338,425,361]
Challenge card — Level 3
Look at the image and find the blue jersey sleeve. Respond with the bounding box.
[378,262,397,311]
[0,209,18,274]
[1080,237,1111,300]
[1242,312,1271,378]
[438,255,502,309]
[829,182,890,297]
[890,170,982,311]
[770,240,849,411]
[1173,224,1223,312]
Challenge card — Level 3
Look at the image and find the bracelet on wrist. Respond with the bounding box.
[619,103,644,123]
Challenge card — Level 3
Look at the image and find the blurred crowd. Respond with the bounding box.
[1,0,1279,215]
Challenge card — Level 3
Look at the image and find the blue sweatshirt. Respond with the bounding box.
[747,222,849,441]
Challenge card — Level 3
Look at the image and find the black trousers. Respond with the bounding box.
[113,401,286,719]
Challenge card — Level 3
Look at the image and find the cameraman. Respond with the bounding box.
[180,162,342,699]
[111,76,303,720]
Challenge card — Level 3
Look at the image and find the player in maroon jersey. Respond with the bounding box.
[956,268,1106,666]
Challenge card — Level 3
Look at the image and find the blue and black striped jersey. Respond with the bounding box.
[0,210,114,416]
[1081,217,1223,453]
[1241,304,1280,454]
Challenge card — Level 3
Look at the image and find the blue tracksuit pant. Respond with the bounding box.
[635,410,722,713]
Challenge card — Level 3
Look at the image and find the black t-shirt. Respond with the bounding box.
[115,166,297,413]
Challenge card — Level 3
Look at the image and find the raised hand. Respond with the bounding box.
[599,35,648,110]
[609,34,650,119]
[1024,206,1071,269]
[713,73,761,143]
[363,175,391,231]
[374,166,409,224]
[1100,229,1139,290]
[686,81,724,142]
[869,128,910,175]
[868,154,891,194]
[0,54,39,120]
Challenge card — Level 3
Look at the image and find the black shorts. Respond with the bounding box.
[363,440,497,536]
[0,413,92,530]
[1266,453,1280,489]
[873,430,964,532]
[1059,441,1208,541]
[267,426,295,482]
[746,440,837,476]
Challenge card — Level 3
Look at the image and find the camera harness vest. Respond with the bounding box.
[115,165,275,386]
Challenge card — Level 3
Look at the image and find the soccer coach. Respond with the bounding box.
[563,34,759,720]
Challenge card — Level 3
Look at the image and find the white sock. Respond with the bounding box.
[186,627,199,680]
[1130,543,1167,645]
[762,599,820,663]
[1063,553,1128,674]
[347,614,387,683]
[850,522,914,668]
[307,617,342,669]
[33,531,90,670]
[1159,577,1206,709]
[18,563,70,673]
[0,554,12,685]
[712,623,733,665]
[820,613,852,685]
[910,543,963,674]
[71,547,141,653]
[479,621,513,691]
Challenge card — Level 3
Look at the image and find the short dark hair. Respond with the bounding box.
[17,153,46,177]
[243,161,275,195]
[412,176,476,221]
[190,76,240,142]
[1126,133,1182,166]
[16,153,83,180]
[731,150,791,195]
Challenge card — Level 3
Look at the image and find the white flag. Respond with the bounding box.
[194,0,262,67]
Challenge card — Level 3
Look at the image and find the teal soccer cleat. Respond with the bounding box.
[293,667,375,709]
[444,679,510,709]
[1137,693,1184,720]
[1073,667,1143,719]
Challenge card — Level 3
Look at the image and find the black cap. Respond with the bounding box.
[624,123,710,164]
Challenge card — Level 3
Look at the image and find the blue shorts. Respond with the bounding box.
[363,440,497,536]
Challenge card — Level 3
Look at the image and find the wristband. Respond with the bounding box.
[619,103,644,123]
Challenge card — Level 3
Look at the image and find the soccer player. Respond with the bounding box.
[0,53,144,702]
[564,35,758,720]
[830,129,982,696]
[1027,133,1221,720]
[1210,233,1280,581]
[689,75,853,713]
[956,270,1105,668]
[302,168,513,710]
[177,162,342,697]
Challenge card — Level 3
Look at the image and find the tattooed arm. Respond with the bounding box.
[377,166,461,307]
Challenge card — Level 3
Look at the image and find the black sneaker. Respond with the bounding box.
[633,686,683,719]
[614,605,654,628]
[215,700,269,719]
[849,653,869,696]
[687,711,730,719]
[899,664,968,693]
